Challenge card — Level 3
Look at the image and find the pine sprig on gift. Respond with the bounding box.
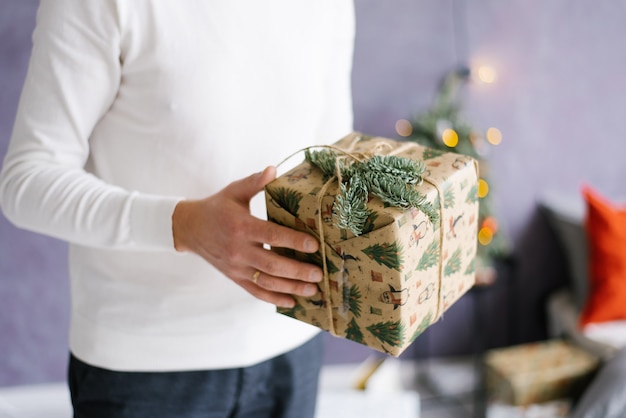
[305,149,346,179]
[364,155,425,185]
[334,177,370,236]
[363,171,438,222]
[305,149,438,235]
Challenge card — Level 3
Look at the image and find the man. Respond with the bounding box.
[0,1,355,416]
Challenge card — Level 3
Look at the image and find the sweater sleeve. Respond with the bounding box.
[314,0,355,143]
[0,0,181,251]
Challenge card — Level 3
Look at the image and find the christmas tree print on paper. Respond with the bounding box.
[361,211,378,235]
[345,317,364,344]
[279,302,305,319]
[343,283,362,318]
[464,258,475,275]
[362,241,404,271]
[416,240,440,271]
[370,306,383,316]
[367,320,406,348]
[466,184,479,204]
[443,187,455,209]
[304,252,339,275]
[422,148,445,160]
[444,248,463,276]
[409,312,433,343]
[268,187,302,216]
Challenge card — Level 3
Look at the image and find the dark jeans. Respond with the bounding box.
[68,334,323,418]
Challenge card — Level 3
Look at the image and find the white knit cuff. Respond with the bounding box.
[130,193,182,250]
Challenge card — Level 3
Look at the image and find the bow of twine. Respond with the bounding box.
[273,135,446,337]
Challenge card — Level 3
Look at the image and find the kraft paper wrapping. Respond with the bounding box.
[485,340,600,405]
[265,133,479,356]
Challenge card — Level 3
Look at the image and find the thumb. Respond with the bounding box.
[230,166,277,203]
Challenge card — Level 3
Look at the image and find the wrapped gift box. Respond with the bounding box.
[484,339,600,406]
[265,132,479,356]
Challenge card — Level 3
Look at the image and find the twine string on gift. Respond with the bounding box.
[272,134,447,337]
[275,144,354,336]
[421,176,446,323]
[314,178,338,335]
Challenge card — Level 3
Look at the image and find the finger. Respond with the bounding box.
[247,246,323,283]
[257,165,277,188]
[227,166,276,204]
[237,278,296,308]
[252,270,320,298]
[248,218,319,254]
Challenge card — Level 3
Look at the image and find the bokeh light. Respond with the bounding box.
[478,227,494,246]
[486,127,503,145]
[478,178,489,198]
[481,216,499,234]
[395,119,413,137]
[477,65,497,84]
[441,128,459,148]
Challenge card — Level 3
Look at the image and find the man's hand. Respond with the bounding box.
[171,166,323,308]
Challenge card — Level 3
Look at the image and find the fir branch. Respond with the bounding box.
[364,155,425,185]
[363,172,439,224]
[333,176,370,236]
[305,148,439,235]
[304,149,339,179]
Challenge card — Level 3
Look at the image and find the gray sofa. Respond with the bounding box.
[541,193,619,361]
[541,192,626,418]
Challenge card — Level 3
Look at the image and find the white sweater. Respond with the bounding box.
[0,0,354,371]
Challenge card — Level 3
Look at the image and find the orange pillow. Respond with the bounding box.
[579,186,626,328]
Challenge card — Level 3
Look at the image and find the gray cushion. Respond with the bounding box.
[540,193,588,310]
[570,347,626,418]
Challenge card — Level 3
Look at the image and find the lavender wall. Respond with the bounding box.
[2,0,626,385]
[326,0,626,363]
[1,0,72,386]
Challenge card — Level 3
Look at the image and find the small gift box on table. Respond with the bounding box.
[484,339,600,406]
[265,132,479,356]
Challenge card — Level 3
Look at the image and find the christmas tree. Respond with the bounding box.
[409,312,433,343]
[267,187,302,216]
[362,241,404,271]
[304,252,339,275]
[345,317,365,344]
[443,187,456,209]
[279,302,305,319]
[345,283,362,318]
[444,248,463,276]
[398,67,508,266]
[361,211,378,235]
[416,240,440,271]
[366,320,406,348]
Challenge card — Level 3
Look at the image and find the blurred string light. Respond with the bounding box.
[441,128,459,147]
[486,127,502,145]
[394,119,504,156]
[392,0,508,259]
[395,119,413,137]
[478,227,493,246]
[476,65,497,84]
[479,217,498,246]
[477,178,489,198]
